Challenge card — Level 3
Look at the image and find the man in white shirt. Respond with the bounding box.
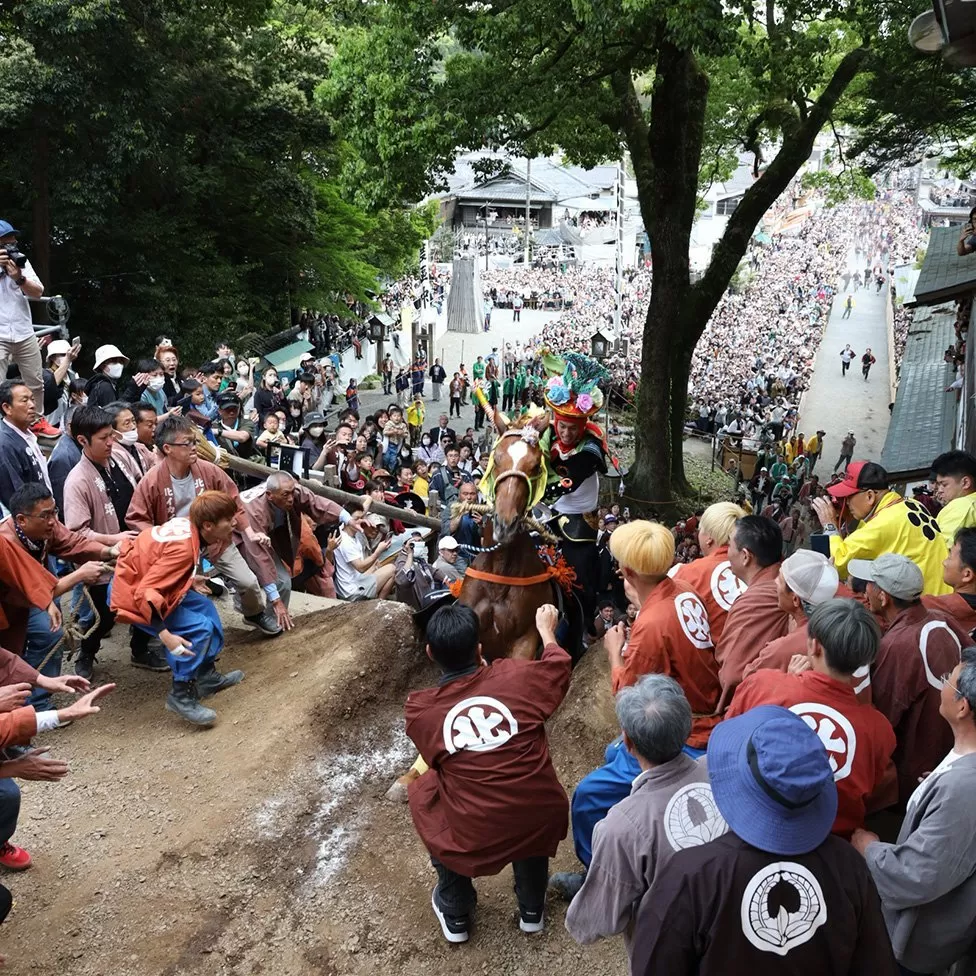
[334,501,396,600]
[0,221,54,438]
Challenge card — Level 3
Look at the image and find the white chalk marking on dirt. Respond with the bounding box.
[255,719,415,888]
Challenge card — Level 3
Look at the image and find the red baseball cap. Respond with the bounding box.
[827,461,889,499]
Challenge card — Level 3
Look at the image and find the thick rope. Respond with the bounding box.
[36,584,102,672]
[449,500,560,545]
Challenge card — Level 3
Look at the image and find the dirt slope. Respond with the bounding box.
[2,600,628,976]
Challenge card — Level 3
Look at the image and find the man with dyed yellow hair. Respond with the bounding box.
[551,520,721,897]
[669,502,747,643]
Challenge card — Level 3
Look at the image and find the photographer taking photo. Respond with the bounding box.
[0,220,58,438]
[958,206,976,256]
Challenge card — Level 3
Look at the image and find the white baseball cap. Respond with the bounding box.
[438,536,459,551]
[781,550,839,605]
[93,344,129,370]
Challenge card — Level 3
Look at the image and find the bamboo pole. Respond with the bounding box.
[196,439,443,532]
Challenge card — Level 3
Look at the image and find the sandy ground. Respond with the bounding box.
[2,593,628,976]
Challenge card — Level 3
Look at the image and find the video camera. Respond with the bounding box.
[2,244,27,270]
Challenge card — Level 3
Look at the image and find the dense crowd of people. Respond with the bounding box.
[2,171,976,975]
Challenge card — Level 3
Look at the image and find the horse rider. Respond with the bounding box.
[538,353,614,629]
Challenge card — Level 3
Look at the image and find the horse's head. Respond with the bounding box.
[491,411,549,546]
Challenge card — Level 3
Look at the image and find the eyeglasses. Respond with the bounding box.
[941,672,961,694]
[169,441,196,448]
[27,508,57,521]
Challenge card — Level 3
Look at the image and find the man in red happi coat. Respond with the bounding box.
[406,602,571,944]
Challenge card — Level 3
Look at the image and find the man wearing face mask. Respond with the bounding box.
[394,532,449,611]
[86,344,129,409]
[299,411,327,457]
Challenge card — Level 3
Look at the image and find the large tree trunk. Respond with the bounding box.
[619,45,869,511]
[619,45,708,512]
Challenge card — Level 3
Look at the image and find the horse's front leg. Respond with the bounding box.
[510,631,540,660]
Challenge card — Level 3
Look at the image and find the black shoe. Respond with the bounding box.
[165,681,216,726]
[196,665,245,698]
[518,906,545,934]
[74,651,96,682]
[243,609,282,637]
[131,647,171,672]
[431,889,469,944]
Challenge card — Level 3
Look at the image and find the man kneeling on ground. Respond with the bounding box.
[110,491,245,727]
[406,603,571,943]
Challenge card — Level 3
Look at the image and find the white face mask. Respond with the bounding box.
[105,363,124,380]
[148,376,166,390]
[120,429,138,444]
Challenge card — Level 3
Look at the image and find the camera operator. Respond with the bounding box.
[958,206,976,257]
[0,220,54,438]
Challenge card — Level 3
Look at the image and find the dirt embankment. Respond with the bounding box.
[4,600,628,976]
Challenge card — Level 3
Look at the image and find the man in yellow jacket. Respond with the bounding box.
[930,450,976,548]
[810,461,951,595]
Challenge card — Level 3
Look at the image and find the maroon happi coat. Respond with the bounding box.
[406,642,572,877]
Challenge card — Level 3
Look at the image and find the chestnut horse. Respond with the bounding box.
[457,411,556,661]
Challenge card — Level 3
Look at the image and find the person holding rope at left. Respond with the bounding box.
[0,483,119,713]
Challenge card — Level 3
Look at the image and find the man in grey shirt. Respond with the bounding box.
[559,675,727,956]
[853,645,976,975]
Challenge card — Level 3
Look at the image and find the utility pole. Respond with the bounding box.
[484,200,490,272]
[524,156,532,266]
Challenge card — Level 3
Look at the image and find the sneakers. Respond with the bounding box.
[196,666,245,698]
[131,646,171,672]
[243,609,282,637]
[74,651,95,682]
[29,418,61,439]
[548,870,586,901]
[518,907,545,934]
[165,682,217,727]
[0,842,31,871]
[431,889,469,944]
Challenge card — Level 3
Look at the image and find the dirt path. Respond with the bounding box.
[2,600,628,976]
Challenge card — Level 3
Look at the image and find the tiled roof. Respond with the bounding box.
[911,227,976,306]
[880,303,958,478]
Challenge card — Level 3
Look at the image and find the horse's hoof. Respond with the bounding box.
[385,781,410,803]
[385,768,421,804]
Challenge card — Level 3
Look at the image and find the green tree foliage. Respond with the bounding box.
[325,0,920,504]
[0,0,434,365]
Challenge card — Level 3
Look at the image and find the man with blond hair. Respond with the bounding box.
[669,501,746,643]
[550,520,721,899]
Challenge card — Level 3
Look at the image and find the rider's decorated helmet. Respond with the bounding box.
[541,350,608,421]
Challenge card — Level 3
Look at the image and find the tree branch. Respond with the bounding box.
[690,44,869,327]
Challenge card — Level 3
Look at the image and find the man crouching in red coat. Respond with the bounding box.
[406,603,571,943]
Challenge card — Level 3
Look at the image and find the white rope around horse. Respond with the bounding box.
[449,500,559,545]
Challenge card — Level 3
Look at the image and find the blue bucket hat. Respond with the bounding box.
[0,220,20,237]
[707,705,837,855]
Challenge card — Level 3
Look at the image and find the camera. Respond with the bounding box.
[2,244,27,269]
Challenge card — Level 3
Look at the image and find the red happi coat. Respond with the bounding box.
[406,642,572,877]
[109,518,201,626]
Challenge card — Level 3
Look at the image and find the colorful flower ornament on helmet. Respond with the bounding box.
[540,350,609,420]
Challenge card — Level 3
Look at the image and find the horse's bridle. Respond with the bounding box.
[492,428,538,495]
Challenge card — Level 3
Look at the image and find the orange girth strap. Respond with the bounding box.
[463,567,553,587]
